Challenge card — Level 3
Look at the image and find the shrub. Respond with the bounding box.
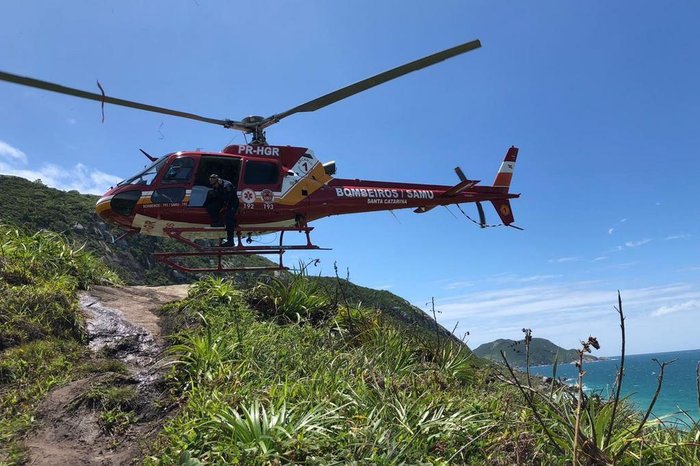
[252,267,332,324]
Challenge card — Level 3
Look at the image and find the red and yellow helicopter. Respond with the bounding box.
[0,39,521,272]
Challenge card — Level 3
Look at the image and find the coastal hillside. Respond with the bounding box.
[0,175,459,345]
[474,337,599,367]
[0,174,187,285]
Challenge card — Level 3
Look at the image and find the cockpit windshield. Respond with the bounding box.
[117,157,168,187]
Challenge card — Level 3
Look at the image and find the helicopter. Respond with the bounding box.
[0,39,521,272]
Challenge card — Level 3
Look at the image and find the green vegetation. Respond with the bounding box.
[0,178,698,464]
[0,174,206,285]
[0,225,120,462]
[0,176,443,330]
[474,337,598,367]
[149,276,700,465]
[151,277,487,464]
[251,265,331,323]
[69,375,139,435]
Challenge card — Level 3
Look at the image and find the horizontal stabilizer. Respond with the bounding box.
[443,178,479,197]
[414,176,480,214]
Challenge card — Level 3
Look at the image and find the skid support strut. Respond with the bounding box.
[153,226,328,273]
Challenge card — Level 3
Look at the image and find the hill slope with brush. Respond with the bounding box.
[0,174,459,345]
[474,337,600,367]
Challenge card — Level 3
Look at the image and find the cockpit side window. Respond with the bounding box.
[244,161,279,185]
[162,157,194,183]
[118,157,168,186]
[193,155,241,186]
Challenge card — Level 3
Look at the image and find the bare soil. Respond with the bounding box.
[24,285,189,466]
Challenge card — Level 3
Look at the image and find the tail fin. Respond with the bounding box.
[492,146,519,192]
[491,146,519,226]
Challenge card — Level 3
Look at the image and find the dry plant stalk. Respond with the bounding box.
[604,290,625,450]
[431,297,442,353]
[614,358,675,462]
[333,261,354,335]
[522,328,532,389]
[500,349,564,455]
[499,293,680,466]
[572,336,600,466]
[696,361,700,411]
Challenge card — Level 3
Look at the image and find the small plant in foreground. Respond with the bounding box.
[189,276,239,305]
[252,262,331,323]
[99,408,137,435]
[70,382,137,412]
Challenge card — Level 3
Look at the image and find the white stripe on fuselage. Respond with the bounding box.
[130,213,296,239]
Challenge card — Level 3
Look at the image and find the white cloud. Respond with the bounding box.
[434,282,700,351]
[0,141,27,164]
[518,274,561,283]
[652,300,700,317]
[592,256,608,262]
[665,234,691,241]
[0,141,121,195]
[444,274,561,290]
[608,228,614,235]
[548,256,580,263]
[437,284,618,321]
[625,238,651,248]
[444,280,474,290]
[605,261,639,270]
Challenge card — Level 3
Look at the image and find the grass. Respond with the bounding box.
[0,225,121,462]
[150,274,495,464]
[68,376,139,435]
[1,219,698,464]
[250,263,332,324]
[145,274,700,465]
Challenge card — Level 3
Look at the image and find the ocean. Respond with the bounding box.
[529,349,700,423]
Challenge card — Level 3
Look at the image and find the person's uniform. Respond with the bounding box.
[204,176,239,246]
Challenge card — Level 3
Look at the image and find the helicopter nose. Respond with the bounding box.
[95,194,114,221]
[96,189,143,226]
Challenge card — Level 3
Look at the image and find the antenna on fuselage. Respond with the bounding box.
[139,149,158,162]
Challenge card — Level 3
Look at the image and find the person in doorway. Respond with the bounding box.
[204,174,239,247]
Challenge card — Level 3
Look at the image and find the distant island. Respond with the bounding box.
[473,337,600,368]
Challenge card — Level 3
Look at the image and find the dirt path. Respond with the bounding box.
[25,285,189,466]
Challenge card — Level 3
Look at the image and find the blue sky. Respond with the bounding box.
[1,1,699,355]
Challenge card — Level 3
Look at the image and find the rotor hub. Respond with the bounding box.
[241,115,265,125]
[239,116,266,145]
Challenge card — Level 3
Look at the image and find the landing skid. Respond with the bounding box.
[154,226,329,273]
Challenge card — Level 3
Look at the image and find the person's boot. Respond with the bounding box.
[221,233,235,247]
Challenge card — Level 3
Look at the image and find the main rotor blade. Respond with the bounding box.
[264,39,481,126]
[0,70,232,127]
